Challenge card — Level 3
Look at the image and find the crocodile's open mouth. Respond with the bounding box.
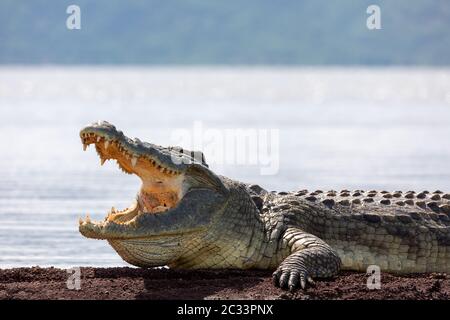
[78,130,185,226]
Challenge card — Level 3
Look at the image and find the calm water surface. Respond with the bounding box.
[1,67,450,268]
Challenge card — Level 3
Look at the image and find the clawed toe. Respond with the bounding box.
[272,268,315,291]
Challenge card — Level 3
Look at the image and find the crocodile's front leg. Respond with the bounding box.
[273,227,341,291]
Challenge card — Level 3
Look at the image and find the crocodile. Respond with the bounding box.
[78,121,450,291]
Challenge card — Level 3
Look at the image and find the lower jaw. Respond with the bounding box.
[108,237,184,267]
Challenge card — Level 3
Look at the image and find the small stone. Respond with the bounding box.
[295,190,308,196]
[352,199,362,205]
[380,191,389,194]
[305,196,317,202]
[434,190,443,194]
[380,199,391,205]
[352,192,362,197]
[341,189,350,193]
[327,192,337,197]
[405,200,414,206]
[423,191,430,194]
[340,192,350,197]
[416,193,427,199]
[383,194,393,199]
[278,191,288,195]
[367,193,377,198]
[393,193,402,198]
[405,193,415,199]
[406,191,415,194]
[395,201,405,206]
[442,194,450,200]
[363,198,374,203]
[314,190,324,194]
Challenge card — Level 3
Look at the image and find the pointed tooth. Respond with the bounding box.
[131,157,138,167]
[83,144,88,151]
[86,214,91,223]
[104,140,110,149]
[97,136,101,143]
[111,207,116,214]
[79,218,83,225]
[100,158,106,166]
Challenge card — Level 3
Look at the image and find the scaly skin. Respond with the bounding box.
[78,121,450,291]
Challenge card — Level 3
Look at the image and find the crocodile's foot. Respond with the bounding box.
[272,228,342,291]
[272,265,316,291]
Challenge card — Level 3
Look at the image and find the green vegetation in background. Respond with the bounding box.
[0,0,449,65]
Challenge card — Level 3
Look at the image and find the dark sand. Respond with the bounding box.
[0,267,448,300]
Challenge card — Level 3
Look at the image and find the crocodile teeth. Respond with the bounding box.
[104,140,110,149]
[111,207,116,214]
[79,218,83,225]
[97,136,101,143]
[100,158,107,166]
[86,214,91,223]
[83,144,88,151]
[131,157,138,167]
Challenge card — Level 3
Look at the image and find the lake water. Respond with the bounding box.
[1,67,450,268]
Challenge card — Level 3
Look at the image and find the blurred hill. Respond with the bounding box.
[0,0,449,65]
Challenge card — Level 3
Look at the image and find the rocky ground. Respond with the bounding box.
[0,267,448,300]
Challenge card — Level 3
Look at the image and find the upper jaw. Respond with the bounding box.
[80,121,208,174]
[80,121,186,175]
